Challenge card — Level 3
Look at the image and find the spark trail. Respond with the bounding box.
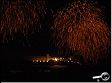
[0,0,47,43]
[52,0,110,63]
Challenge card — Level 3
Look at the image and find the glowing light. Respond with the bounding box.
[77,62,80,64]
[54,58,58,61]
[69,58,71,60]
[40,61,41,62]
[68,61,69,62]
[36,60,38,62]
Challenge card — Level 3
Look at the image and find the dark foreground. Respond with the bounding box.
[1,57,111,82]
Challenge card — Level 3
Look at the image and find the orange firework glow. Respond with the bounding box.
[0,0,47,43]
[52,0,110,63]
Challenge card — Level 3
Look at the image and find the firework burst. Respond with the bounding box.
[52,0,110,63]
[0,0,47,43]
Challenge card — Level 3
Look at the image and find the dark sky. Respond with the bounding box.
[0,0,111,58]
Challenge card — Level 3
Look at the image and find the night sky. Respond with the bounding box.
[0,0,111,58]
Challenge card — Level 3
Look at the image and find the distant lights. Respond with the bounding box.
[71,61,73,62]
[32,58,75,63]
[69,58,71,60]
[33,60,49,62]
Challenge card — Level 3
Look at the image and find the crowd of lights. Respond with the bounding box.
[32,57,76,63]
[33,60,76,63]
